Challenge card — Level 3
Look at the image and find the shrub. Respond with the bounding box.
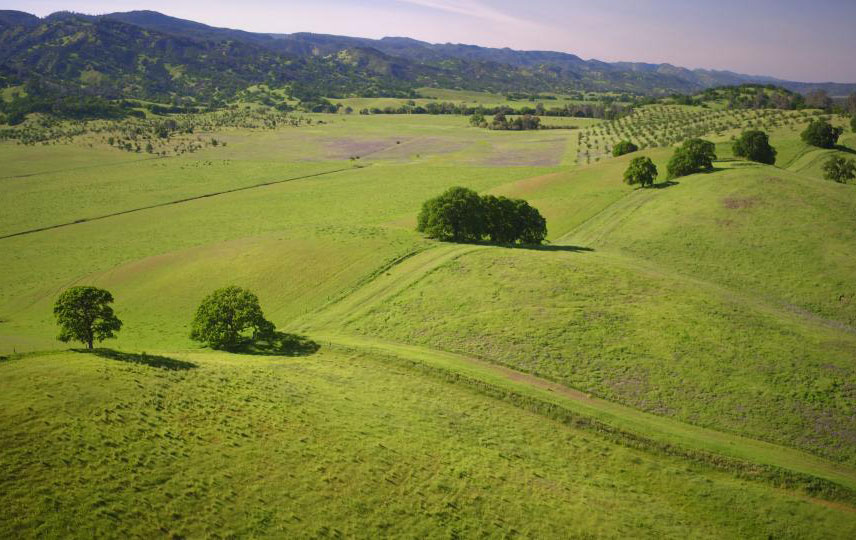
[190,286,275,349]
[822,156,856,184]
[732,130,777,165]
[612,140,638,157]
[53,286,123,349]
[667,138,716,179]
[623,156,658,187]
[801,119,843,149]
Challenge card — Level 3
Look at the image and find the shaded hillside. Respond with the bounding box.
[103,10,856,95]
[2,9,854,101]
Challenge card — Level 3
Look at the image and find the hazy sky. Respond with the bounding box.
[8,0,856,82]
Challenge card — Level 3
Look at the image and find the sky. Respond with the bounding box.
[7,0,856,82]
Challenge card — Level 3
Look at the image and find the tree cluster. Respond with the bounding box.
[1,92,133,125]
[667,138,716,179]
[612,140,638,157]
[417,187,547,244]
[732,130,777,165]
[485,113,541,131]
[801,119,843,149]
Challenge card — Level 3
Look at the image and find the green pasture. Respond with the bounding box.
[1,105,856,534]
[2,349,854,539]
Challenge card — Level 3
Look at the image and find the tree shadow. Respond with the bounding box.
[645,180,679,190]
[833,145,856,155]
[76,348,197,370]
[506,244,594,253]
[226,332,321,357]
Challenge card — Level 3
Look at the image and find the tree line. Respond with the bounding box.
[417,187,547,244]
[356,102,632,119]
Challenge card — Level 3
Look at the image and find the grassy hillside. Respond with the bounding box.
[3,350,855,538]
[333,246,856,464]
[2,107,856,534]
[566,163,856,326]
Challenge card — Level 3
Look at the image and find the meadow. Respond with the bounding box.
[5,349,855,538]
[2,97,856,536]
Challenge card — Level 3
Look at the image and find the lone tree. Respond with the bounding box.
[53,286,123,349]
[190,286,275,350]
[822,156,856,184]
[612,140,638,157]
[732,130,777,165]
[623,156,658,187]
[667,138,716,179]
[801,119,843,149]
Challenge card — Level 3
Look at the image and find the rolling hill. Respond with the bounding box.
[1,51,856,535]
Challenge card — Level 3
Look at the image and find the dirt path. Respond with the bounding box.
[315,332,856,495]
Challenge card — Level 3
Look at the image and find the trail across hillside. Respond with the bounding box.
[297,246,856,499]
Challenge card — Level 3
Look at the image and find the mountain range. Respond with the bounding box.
[1,9,854,102]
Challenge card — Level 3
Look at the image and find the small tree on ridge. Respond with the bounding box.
[623,156,658,187]
[53,286,123,349]
[732,130,777,165]
[190,286,275,350]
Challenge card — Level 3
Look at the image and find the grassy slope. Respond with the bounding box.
[566,163,856,326]
[2,350,855,539]
[2,110,856,534]
[334,246,856,465]
[1,114,568,353]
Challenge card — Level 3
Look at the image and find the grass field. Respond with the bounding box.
[3,350,856,539]
[2,105,856,536]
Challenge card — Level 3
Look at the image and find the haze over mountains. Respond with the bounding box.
[1,9,854,101]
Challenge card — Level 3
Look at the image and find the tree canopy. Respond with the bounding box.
[666,138,716,179]
[53,286,123,349]
[190,286,275,350]
[612,140,638,157]
[417,187,546,244]
[732,130,777,165]
[800,119,843,149]
[822,156,856,184]
[623,156,658,187]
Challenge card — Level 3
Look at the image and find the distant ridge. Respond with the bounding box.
[1,9,853,101]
